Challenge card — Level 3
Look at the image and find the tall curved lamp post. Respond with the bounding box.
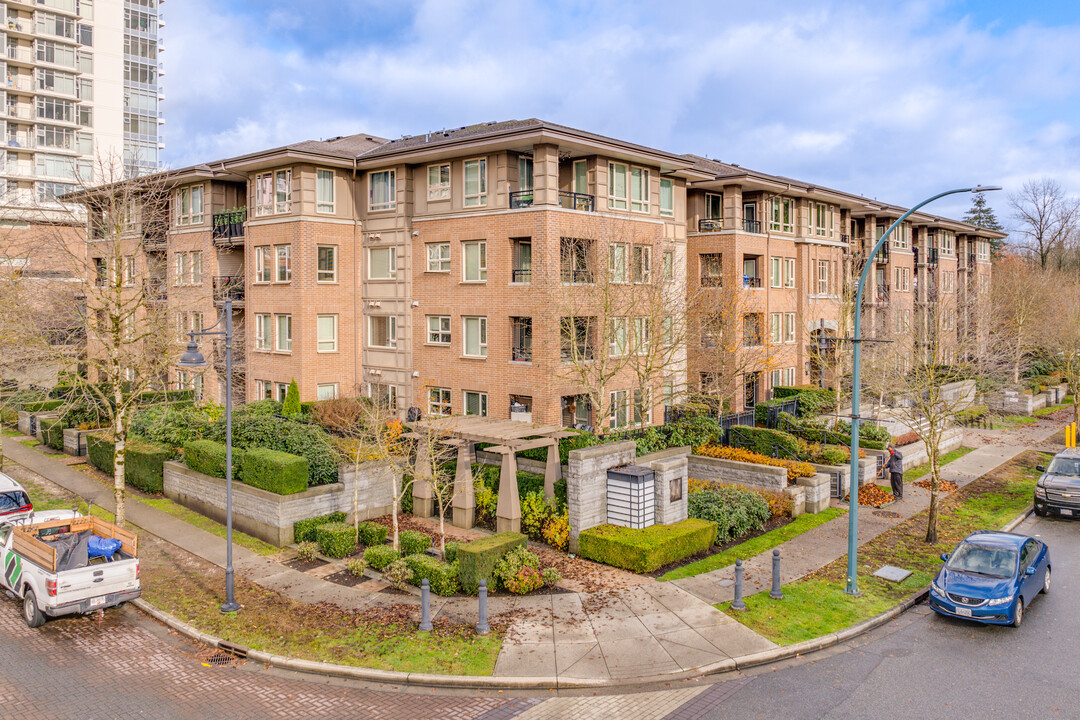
[845,185,1000,596]
[176,297,240,613]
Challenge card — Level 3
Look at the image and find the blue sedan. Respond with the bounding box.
[928,531,1050,627]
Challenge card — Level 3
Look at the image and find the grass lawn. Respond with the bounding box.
[719,450,1048,645]
[903,446,976,482]
[1034,398,1075,418]
[992,414,1038,429]
[140,496,279,556]
[660,507,846,582]
[19,439,37,447]
[2,428,22,437]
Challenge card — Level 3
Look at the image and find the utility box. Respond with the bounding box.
[606,465,655,529]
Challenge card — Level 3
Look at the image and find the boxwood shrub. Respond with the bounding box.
[398,529,432,557]
[688,487,771,545]
[240,447,308,495]
[294,511,347,543]
[405,554,460,596]
[86,432,114,474]
[183,439,244,480]
[443,540,462,564]
[363,544,401,571]
[729,426,801,459]
[577,519,717,573]
[457,531,526,594]
[210,412,340,486]
[86,433,170,494]
[21,399,64,413]
[315,522,357,559]
[357,521,389,547]
[39,418,64,450]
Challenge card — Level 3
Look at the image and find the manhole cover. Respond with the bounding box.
[873,510,902,518]
[201,653,235,667]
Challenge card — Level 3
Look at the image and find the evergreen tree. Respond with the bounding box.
[963,191,1005,257]
[282,379,301,417]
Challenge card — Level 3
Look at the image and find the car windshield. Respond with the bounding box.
[0,491,30,514]
[1047,457,1080,476]
[946,543,1017,579]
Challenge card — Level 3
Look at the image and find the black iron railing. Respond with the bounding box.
[559,191,594,212]
[875,245,889,263]
[560,345,594,361]
[143,278,167,302]
[509,190,534,209]
[743,219,761,233]
[927,247,939,264]
[743,275,762,288]
[699,218,724,232]
[511,268,532,283]
[561,268,594,283]
[142,221,168,251]
[876,282,890,303]
[212,275,245,305]
[840,233,850,243]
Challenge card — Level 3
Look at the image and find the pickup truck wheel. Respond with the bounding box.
[22,590,45,628]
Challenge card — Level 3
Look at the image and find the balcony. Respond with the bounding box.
[561,268,593,284]
[212,275,245,308]
[743,218,762,233]
[509,189,533,209]
[699,218,724,232]
[6,45,31,64]
[509,190,595,212]
[874,244,889,264]
[143,278,167,304]
[511,268,531,283]
[840,233,851,243]
[875,282,890,303]
[742,275,762,289]
[142,221,168,252]
[212,207,245,247]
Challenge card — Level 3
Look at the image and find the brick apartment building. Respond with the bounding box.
[80,119,1004,428]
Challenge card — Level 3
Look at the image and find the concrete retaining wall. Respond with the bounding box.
[686,454,787,493]
[895,428,963,470]
[62,427,97,456]
[565,441,636,553]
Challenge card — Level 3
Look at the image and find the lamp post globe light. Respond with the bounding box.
[845,185,1000,596]
[176,298,240,613]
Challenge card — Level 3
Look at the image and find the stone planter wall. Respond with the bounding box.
[798,473,831,513]
[686,454,787,493]
[565,441,636,553]
[62,427,98,456]
[641,455,689,526]
[894,428,964,470]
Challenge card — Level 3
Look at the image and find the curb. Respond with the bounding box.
[135,506,1035,691]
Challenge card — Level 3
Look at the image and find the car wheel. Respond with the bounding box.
[1012,598,1024,628]
[22,590,45,628]
[1042,567,1051,594]
[1033,505,1047,517]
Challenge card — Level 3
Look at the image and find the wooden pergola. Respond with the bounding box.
[406,416,576,532]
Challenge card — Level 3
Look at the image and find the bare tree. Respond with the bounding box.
[1044,274,1080,428]
[1009,179,1080,270]
[990,254,1054,385]
[353,398,415,551]
[311,394,380,533]
[805,250,864,420]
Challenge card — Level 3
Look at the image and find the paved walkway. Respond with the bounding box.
[0,413,1067,684]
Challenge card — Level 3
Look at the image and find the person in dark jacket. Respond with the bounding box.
[885,444,904,500]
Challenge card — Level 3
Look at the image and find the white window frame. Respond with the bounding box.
[369,170,396,211]
[609,242,628,283]
[317,383,338,401]
[368,315,397,349]
[977,240,989,260]
[784,257,795,288]
[632,245,651,284]
[317,314,337,353]
[255,246,272,283]
[427,163,450,201]
[190,251,202,285]
[663,250,674,280]
[706,192,724,220]
[770,256,782,288]
[255,172,273,216]
[609,389,629,429]
[429,387,452,416]
[463,158,487,207]
[276,382,289,403]
[660,177,674,217]
[817,259,829,294]
[608,162,628,210]
[427,242,450,272]
[784,312,796,343]
[630,166,649,213]
[770,313,782,344]
[368,246,397,280]
[273,169,292,214]
[255,313,271,351]
[275,244,291,282]
[813,202,828,236]
[176,185,203,225]
[463,390,488,417]
[122,255,134,286]
[174,251,187,286]
[892,223,910,250]
[317,245,337,283]
[573,159,588,195]
[609,317,628,357]
[462,316,487,358]
[785,367,795,386]
[940,230,955,256]
[275,314,292,352]
[770,197,794,233]
[633,317,649,355]
[427,315,451,344]
[316,168,335,213]
[462,241,487,282]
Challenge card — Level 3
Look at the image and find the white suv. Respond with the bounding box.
[0,473,32,523]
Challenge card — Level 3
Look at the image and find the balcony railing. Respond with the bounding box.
[875,245,889,264]
[212,275,245,307]
[509,189,533,209]
[561,268,594,284]
[511,268,531,283]
[561,345,594,361]
[699,218,724,232]
[212,207,245,246]
[840,233,850,243]
[559,191,594,212]
[875,282,890,303]
[143,278,167,303]
[743,218,761,233]
[142,221,168,251]
[701,275,723,287]
[511,344,532,362]
[743,275,762,288]
[927,247,938,264]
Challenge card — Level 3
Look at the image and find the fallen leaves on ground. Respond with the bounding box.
[845,484,894,507]
[913,478,959,493]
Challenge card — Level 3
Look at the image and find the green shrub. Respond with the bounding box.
[40,418,64,450]
[753,398,785,425]
[457,531,526,594]
[345,557,367,576]
[729,426,802,459]
[137,389,196,407]
[243,399,282,415]
[405,554,460,596]
[209,413,340,486]
[688,487,771,545]
[383,558,413,591]
[577,519,717,573]
[542,567,562,587]
[443,540,463,564]
[125,438,171,494]
[493,546,541,594]
[357,521,389,546]
[664,415,722,449]
[240,447,308,495]
[771,385,836,417]
[315,522,357,559]
[293,511,347,543]
[520,491,555,541]
[398,530,432,557]
[364,544,401,570]
[474,481,497,529]
[0,406,16,427]
[281,379,301,417]
[183,439,244,479]
[86,432,114,474]
[296,541,320,561]
[21,399,63,413]
[132,404,221,454]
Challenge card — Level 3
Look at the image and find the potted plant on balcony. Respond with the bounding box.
[230,206,245,238]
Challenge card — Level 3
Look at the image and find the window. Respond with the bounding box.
[784,313,796,343]
[369,316,397,348]
[317,246,336,282]
[630,167,649,212]
[743,313,764,347]
[609,389,629,429]
[892,223,910,250]
[518,156,533,192]
[812,202,830,236]
[255,380,272,400]
[316,169,334,213]
[317,383,338,401]
[632,245,651,284]
[427,243,450,272]
[368,247,397,279]
[463,159,487,207]
[174,252,188,285]
[663,250,673,280]
[770,313,782,344]
[706,193,723,220]
[770,369,782,388]
[770,257,782,288]
[817,260,829,294]
[255,247,272,283]
[176,185,203,225]
[464,391,488,416]
[429,387,452,416]
[255,313,271,350]
[122,255,135,286]
[462,241,486,282]
[894,266,911,292]
[511,317,532,361]
[190,251,202,284]
[634,317,649,354]
[770,198,794,232]
[977,240,989,260]
[561,317,594,361]
[939,230,955,255]
[369,383,397,410]
[463,317,487,357]
[255,173,273,216]
[660,178,674,217]
[272,383,287,402]
[573,160,588,194]
[609,317,628,357]
[369,170,395,211]
[274,169,292,213]
[275,314,292,352]
[561,237,594,283]
[427,164,450,200]
[317,314,337,352]
[701,253,723,286]
[427,315,451,344]
[942,271,955,293]
[512,238,532,283]
[609,243,628,283]
[608,162,628,210]
[275,245,291,282]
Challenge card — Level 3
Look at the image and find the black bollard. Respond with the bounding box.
[419,578,433,631]
[476,579,490,635]
[731,559,747,611]
[770,549,783,600]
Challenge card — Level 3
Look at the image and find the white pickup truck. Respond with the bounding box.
[0,511,141,627]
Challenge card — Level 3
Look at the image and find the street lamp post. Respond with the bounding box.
[177,297,241,613]
[845,186,1000,596]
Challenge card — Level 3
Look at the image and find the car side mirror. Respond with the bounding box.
[1025,566,1036,576]
[1036,465,1046,472]
[940,553,949,562]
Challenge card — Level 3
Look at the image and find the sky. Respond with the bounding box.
[160,0,1080,223]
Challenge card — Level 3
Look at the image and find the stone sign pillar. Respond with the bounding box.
[451,440,475,529]
[495,449,521,533]
[412,440,434,517]
[544,439,560,501]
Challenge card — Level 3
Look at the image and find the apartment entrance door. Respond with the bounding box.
[744,372,759,408]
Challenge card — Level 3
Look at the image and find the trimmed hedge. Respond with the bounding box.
[771,385,835,417]
[40,418,64,450]
[443,541,463,564]
[210,412,340,486]
[364,544,401,571]
[183,439,244,480]
[86,432,114,474]
[86,433,169,494]
[399,529,432,557]
[405,554,460,596]
[357,521,389,546]
[240,447,308,495]
[21,399,63,413]
[578,519,717,573]
[294,511,347,543]
[730,426,801,459]
[316,522,357,559]
[137,389,196,406]
[458,531,526,594]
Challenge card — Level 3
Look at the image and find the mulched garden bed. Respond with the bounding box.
[645,515,794,578]
[283,557,327,572]
[324,570,368,588]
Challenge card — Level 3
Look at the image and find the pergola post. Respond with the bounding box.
[452,441,475,529]
[496,449,521,533]
[412,439,434,517]
[544,439,560,501]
